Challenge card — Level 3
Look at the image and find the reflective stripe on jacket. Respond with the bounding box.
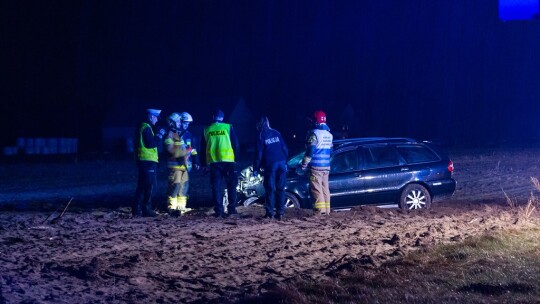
[308,128,333,168]
[204,123,235,163]
[138,122,158,162]
[164,134,185,170]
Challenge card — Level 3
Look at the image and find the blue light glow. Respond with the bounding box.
[499,0,540,20]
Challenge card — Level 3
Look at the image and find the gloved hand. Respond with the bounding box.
[156,128,167,139]
[296,163,307,175]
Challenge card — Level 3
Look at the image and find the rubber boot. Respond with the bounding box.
[132,202,142,217]
[178,196,192,213]
[143,201,156,217]
[168,196,178,211]
[314,201,326,215]
[314,207,326,215]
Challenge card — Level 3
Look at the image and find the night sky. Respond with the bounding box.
[2,1,540,152]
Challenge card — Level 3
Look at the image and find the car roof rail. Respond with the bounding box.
[334,137,418,148]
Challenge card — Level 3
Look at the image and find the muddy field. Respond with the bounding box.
[1,147,540,303]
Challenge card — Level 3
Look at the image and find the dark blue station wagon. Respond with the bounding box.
[236,138,456,210]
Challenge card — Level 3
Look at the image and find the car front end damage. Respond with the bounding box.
[236,166,265,206]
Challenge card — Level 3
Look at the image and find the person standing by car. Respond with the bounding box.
[202,109,240,218]
[253,116,289,220]
[299,110,333,215]
[133,108,167,217]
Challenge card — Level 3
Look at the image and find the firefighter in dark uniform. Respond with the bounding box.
[299,110,333,215]
[253,116,289,220]
[133,108,167,217]
[202,109,240,218]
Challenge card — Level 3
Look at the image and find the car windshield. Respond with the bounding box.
[287,152,305,168]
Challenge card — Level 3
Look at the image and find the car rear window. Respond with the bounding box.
[395,145,439,164]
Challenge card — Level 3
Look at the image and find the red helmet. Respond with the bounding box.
[312,110,326,124]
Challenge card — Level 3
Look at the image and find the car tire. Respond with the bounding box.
[399,184,431,210]
[242,193,299,208]
[243,196,262,207]
[285,192,301,209]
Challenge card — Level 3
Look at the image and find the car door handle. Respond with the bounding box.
[401,167,409,171]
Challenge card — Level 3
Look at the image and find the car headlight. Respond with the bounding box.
[240,166,253,179]
[237,166,264,192]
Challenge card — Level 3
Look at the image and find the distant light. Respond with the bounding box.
[499,0,540,20]
[293,134,296,138]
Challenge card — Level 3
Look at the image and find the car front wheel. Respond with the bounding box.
[243,196,262,207]
[285,192,300,209]
[241,192,300,209]
[399,184,431,210]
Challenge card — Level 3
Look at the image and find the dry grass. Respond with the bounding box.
[502,177,539,219]
[502,188,516,208]
[244,229,540,304]
[521,193,537,219]
[516,177,540,220]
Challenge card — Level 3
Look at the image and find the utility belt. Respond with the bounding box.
[168,161,187,171]
[310,166,330,172]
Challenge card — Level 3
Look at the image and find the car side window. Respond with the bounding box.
[330,149,358,173]
[396,145,439,164]
[365,145,403,169]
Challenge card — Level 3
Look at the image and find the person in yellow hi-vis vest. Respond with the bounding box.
[298,110,333,215]
[164,112,200,216]
[202,109,240,218]
[133,108,167,217]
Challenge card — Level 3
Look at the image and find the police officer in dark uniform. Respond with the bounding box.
[253,116,289,220]
[133,108,167,217]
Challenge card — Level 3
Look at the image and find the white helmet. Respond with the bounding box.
[168,112,181,123]
[179,112,193,123]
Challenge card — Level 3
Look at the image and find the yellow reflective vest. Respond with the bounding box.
[137,122,158,162]
[204,123,235,163]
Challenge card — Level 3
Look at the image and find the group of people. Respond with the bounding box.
[132,109,201,217]
[132,108,333,220]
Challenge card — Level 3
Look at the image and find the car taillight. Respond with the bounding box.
[448,160,454,173]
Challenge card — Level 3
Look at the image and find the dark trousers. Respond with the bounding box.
[263,161,287,216]
[210,162,238,215]
[134,161,157,216]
